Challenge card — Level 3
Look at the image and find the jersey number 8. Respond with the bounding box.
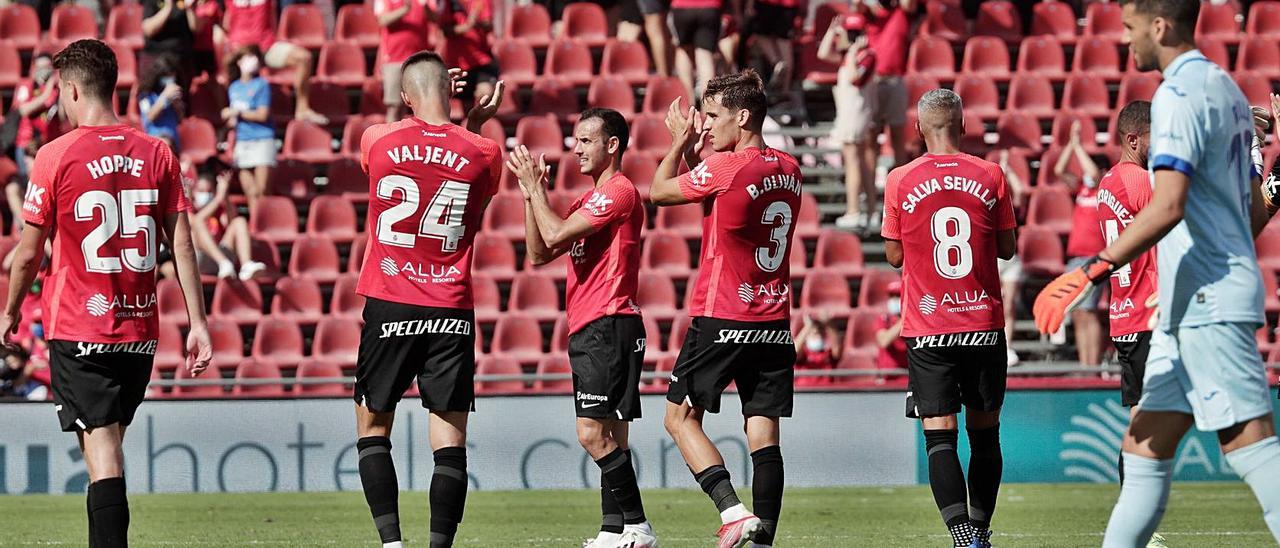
[376,175,470,252]
[931,207,972,279]
[77,189,158,274]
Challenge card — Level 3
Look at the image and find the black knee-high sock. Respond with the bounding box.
[596,448,647,526]
[966,425,1002,533]
[751,446,784,546]
[429,447,468,548]
[600,470,624,534]
[87,477,129,548]
[357,436,401,544]
[692,465,742,512]
[86,488,97,548]
[924,430,972,547]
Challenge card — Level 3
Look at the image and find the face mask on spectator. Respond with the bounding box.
[160,76,176,89]
[238,56,260,77]
[195,191,213,208]
[805,337,825,353]
[888,297,901,316]
[33,67,51,84]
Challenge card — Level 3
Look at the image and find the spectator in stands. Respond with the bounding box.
[375,0,431,121]
[191,0,223,79]
[138,54,185,149]
[440,0,498,111]
[874,281,908,371]
[863,0,913,168]
[223,0,329,124]
[189,164,268,280]
[998,149,1027,367]
[0,344,46,401]
[745,0,797,100]
[818,15,878,233]
[6,52,58,227]
[142,0,199,87]
[223,47,274,210]
[1054,120,1107,367]
[670,0,728,97]
[793,312,840,386]
[617,0,671,77]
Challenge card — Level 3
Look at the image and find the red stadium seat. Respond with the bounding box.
[549,316,571,353]
[1019,226,1066,277]
[48,4,98,51]
[555,155,595,193]
[289,236,342,283]
[473,273,502,324]
[1236,72,1273,107]
[1084,2,1123,40]
[251,319,305,367]
[906,36,956,79]
[904,74,941,113]
[641,231,693,278]
[307,82,351,127]
[233,359,287,397]
[249,196,299,245]
[208,318,245,372]
[1194,37,1231,70]
[1062,74,1111,119]
[106,3,144,50]
[986,148,1032,186]
[482,193,529,241]
[857,268,901,310]
[843,309,881,356]
[212,279,264,326]
[249,239,285,282]
[1026,186,1075,235]
[506,4,553,48]
[496,40,538,88]
[1007,75,1057,120]
[601,39,652,85]
[174,117,216,165]
[545,40,594,86]
[562,2,609,47]
[655,203,703,240]
[110,43,138,90]
[335,4,381,50]
[188,76,227,127]
[812,1,849,37]
[974,1,1022,45]
[1263,269,1280,313]
[643,75,693,113]
[954,75,1001,120]
[801,269,852,319]
[1248,1,1280,40]
[534,355,573,393]
[1050,111,1099,149]
[1197,1,1241,45]
[814,229,865,278]
[668,315,692,356]
[473,233,518,281]
[481,118,506,148]
[790,241,809,277]
[587,77,636,118]
[509,272,561,321]
[0,42,18,91]
[1016,36,1067,82]
[514,115,565,162]
[960,36,1011,81]
[491,315,545,363]
[796,192,822,241]
[295,360,349,396]
[795,33,838,85]
[278,4,327,50]
[317,42,368,88]
[622,152,657,198]
[1257,228,1280,272]
[1239,38,1280,79]
[326,159,370,200]
[995,111,1043,153]
[1117,72,1161,105]
[1030,0,1077,43]
[305,196,359,243]
[267,160,318,205]
[636,271,678,321]
[477,356,528,393]
[282,120,336,164]
[314,317,361,365]
[631,114,673,155]
[174,364,225,398]
[340,114,383,159]
[1072,37,1123,81]
[331,274,365,319]
[0,4,39,53]
[919,1,968,43]
[346,233,366,273]
[155,322,184,372]
[271,276,324,325]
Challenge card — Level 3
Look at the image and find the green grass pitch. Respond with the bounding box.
[1,483,1273,546]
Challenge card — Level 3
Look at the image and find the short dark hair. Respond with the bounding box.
[53,39,117,101]
[1116,100,1152,136]
[578,108,629,157]
[401,50,450,97]
[1119,0,1200,41]
[703,69,768,132]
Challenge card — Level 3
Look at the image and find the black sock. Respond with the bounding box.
[1118,451,1125,485]
[693,465,742,512]
[86,489,97,548]
[924,430,970,546]
[596,448,647,526]
[751,446,784,546]
[87,477,129,548]
[429,447,468,548]
[600,471,623,534]
[357,436,401,543]
[966,425,1002,533]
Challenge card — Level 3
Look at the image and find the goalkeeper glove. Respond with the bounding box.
[1033,255,1116,334]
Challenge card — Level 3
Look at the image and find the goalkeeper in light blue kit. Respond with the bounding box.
[1032,1,1280,546]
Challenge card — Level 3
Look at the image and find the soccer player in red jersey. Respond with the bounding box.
[0,40,212,547]
[351,52,504,548]
[650,70,802,548]
[881,89,1016,548]
[508,108,657,548]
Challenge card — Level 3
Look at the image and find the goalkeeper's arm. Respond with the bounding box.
[1251,127,1280,237]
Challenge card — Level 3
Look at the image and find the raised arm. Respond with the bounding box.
[651,100,705,205]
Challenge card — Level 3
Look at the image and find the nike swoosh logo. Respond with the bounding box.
[580,402,602,409]
[1204,391,1219,401]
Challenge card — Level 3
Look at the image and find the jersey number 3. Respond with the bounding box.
[376,175,470,252]
[77,189,158,274]
[931,207,973,279]
[756,201,794,272]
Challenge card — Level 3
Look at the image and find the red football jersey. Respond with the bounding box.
[564,172,644,334]
[224,0,275,52]
[22,125,192,343]
[357,118,502,309]
[1096,161,1157,336]
[881,153,1016,338]
[678,147,803,322]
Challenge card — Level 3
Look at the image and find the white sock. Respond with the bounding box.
[382,542,403,548]
[1225,436,1280,541]
[1102,453,1172,548]
[720,503,752,524]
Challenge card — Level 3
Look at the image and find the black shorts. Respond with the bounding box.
[670,8,721,51]
[568,315,646,420]
[666,317,796,416]
[747,3,797,39]
[354,298,476,413]
[461,62,500,99]
[49,339,157,432]
[1113,331,1151,407]
[904,330,1007,418]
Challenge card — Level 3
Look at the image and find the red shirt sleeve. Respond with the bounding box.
[360,123,397,174]
[574,180,636,229]
[678,153,737,201]
[990,164,1016,231]
[158,143,192,214]
[880,168,902,240]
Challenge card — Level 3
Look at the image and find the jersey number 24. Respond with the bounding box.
[376,175,469,252]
